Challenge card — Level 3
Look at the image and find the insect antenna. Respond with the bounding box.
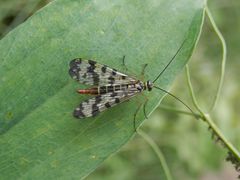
[148,38,199,119]
[153,85,199,120]
[152,38,187,83]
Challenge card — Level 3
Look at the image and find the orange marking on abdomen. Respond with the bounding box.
[77,88,98,95]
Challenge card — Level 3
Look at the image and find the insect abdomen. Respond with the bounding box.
[78,88,98,95]
[99,84,131,94]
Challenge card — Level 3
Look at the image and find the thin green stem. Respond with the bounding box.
[202,114,240,161]
[157,105,201,118]
[186,63,240,163]
[185,65,205,116]
[137,129,173,180]
[205,6,227,112]
[186,5,240,165]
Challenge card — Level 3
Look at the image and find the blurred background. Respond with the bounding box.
[1,0,239,179]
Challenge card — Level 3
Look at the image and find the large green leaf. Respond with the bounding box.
[0,0,204,179]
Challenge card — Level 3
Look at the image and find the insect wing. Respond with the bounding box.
[73,90,139,118]
[69,58,136,86]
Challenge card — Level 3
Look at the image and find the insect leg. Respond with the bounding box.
[141,63,148,76]
[133,97,148,131]
[122,55,126,66]
[121,55,128,71]
[133,103,144,132]
[138,63,149,81]
[143,99,149,119]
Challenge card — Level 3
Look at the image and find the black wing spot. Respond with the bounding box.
[115,85,120,91]
[105,102,111,108]
[69,59,76,68]
[108,76,115,84]
[115,98,120,103]
[93,72,100,85]
[69,59,77,68]
[110,92,118,97]
[107,85,114,92]
[112,69,117,76]
[73,108,85,118]
[112,71,116,76]
[82,73,87,78]
[100,86,107,94]
[69,58,81,68]
[95,96,102,104]
[69,68,81,80]
[88,60,96,66]
[68,68,77,78]
[77,58,82,64]
[69,59,82,78]
[87,60,97,73]
[121,76,126,80]
[121,84,127,90]
[87,65,95,73]
[101,66,107,73]
[92,103,100,116]
[92,111,100,117]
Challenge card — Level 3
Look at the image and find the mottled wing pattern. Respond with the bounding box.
[73,90,140,118]
[69,58,136,86]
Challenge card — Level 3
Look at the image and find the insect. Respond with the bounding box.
[69,39,194,126]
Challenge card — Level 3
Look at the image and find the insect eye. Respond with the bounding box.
[147,80,153,91]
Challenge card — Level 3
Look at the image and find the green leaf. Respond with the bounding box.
[0,0,204,179]
[0,0,47,38]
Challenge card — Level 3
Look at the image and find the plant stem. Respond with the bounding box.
[201,113,240,161]
[185,65,205,116]
[205,6,227,112]
[157,105,201,118]
[186,65,240,164]
[159,104,240,161]
[137,129,173,180]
